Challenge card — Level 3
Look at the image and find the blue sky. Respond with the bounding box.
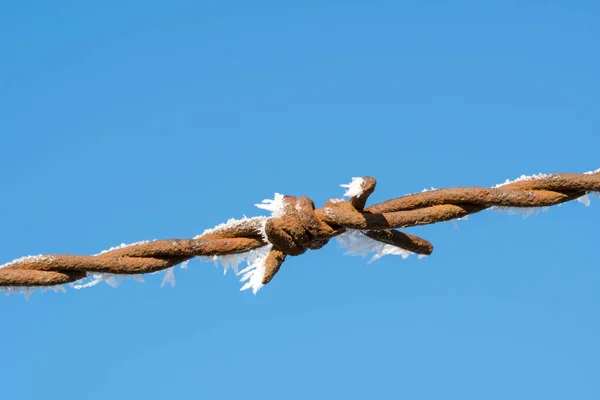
[1,1,599,399]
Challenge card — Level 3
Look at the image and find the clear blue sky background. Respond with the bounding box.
[1,1,599,399]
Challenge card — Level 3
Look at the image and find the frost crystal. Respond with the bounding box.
[94,241,150,256]
[44,285,68,294]
[0,286,38,300]
[0,256,60,299]
[340,177,365,198]
[161,267,176,288]
[490,191,593,217]
[450,215,469,229]
[72,273,119,289]
[494,173,550,188]
[202,252,249,275]
[329,198,345,204]
[237,246,271,294]
[197,193,288,294]
[255,193,286,218]
[0,255,53,269]
[490,206,550,218]
[323,207,336,219]
[200,246,271,294]
[72,272,144,290]
[336,229,415,263]
[577,194,591,207]
[197,216,267,238]
[0,284,60,300]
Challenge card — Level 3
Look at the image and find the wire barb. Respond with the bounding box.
[1,171,598,294]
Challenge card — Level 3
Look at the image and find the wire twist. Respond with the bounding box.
[1,171,598,291]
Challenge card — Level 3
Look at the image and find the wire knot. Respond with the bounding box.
[259,176,434,285]
[264,196,344,257]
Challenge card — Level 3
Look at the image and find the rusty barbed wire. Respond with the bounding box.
[1,171,598,294]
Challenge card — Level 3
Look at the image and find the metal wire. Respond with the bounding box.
[1,171,598,290]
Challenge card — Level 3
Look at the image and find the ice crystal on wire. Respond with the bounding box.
[72,272,144,290]
[336,229,415,264]
[197,193,286,294]
[340,177,365,198]
[0,256,62,299]
[202,252,249,275]
[200,246,271,294]
[63,241,150,291]
[94,241,150,256]
[577,194,591,207]
[490,206,550,219]
[323,207,336,220]
[0,286,37,300]
[44,285,67,294]
[237,246,271,294]
[490,170,595,216]
[328,198,345,204]
[255,193,286,218]
[72,273,119,289]
[448,214,470,230]
[197,216,267,238]
[161,267,176,288]
[490,173,555,217]
[493,173,550,188]
[0,255,53,269]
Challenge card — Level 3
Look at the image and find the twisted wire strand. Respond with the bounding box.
[1,171,598,292]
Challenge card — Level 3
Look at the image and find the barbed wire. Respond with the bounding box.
[1,170,598,295]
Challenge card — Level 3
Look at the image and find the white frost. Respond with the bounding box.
[490,172,555,216]
[197,193,287,294]
[237,246,271,294]
[1,281,70,300]
[94,241,150,256]
[0,256,60,299]
[329,198,346,204]
[0,255,53,269]
[202,251,248,275]
[490,206,550,218]
[71,272,144,290]
[341,177,365,198]
[494,173,551,188]
[336,229,415,264]
[577,194,591,207]
[43,285,68,294]
[200,246,271,294]
[61,240,154,291]
[450,215,469,230]
[4,192,291,297]
[161,267,176,288]
[197,216,267,238]
[255,193,286,218]
[491,192,593,217]
[323,207,336,220]
[1,286,37,300]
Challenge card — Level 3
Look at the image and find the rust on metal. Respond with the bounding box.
[0,171,598,289]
